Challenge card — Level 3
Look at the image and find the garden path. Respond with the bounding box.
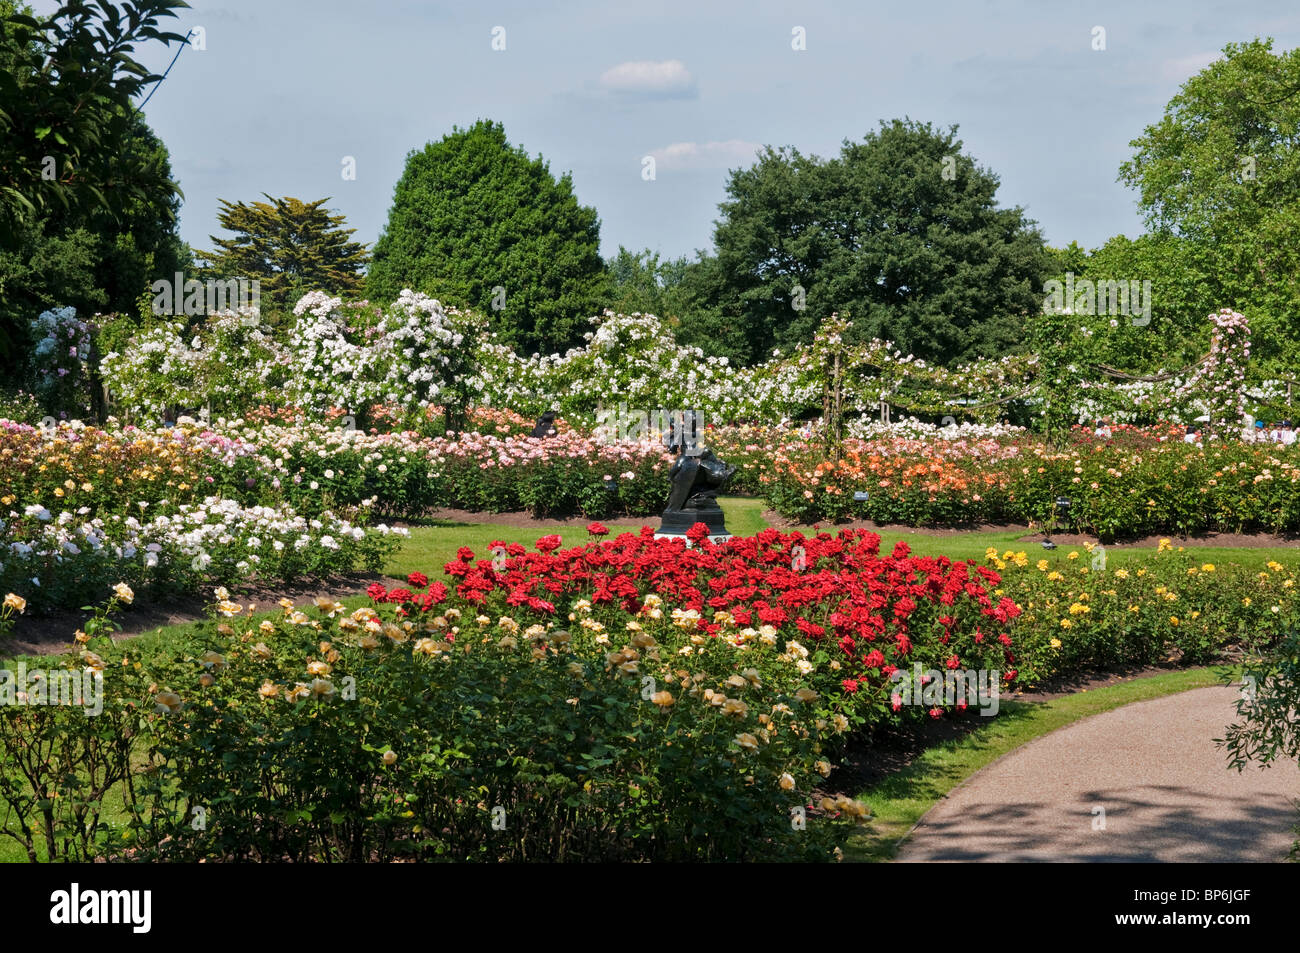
[894,686,1300,862]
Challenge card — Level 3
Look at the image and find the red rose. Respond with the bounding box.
[536,534,562,553]
[946,655,961,670]
[686,522,710,542]
[366,582,388,602]
[407,571,428,588]
[842,678,859,694]
[586,522,609,537]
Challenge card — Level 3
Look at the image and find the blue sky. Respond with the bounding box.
[35,0,1300,261]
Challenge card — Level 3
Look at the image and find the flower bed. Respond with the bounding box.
[0,496,403,613]
[985,542,1300,683]
[376,525,1021,730]
[762,427,1300,538]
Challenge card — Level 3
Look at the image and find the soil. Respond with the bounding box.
[761,508,1300,550]
[396,507,655,531]
[3,571,388,658]
[761,509,1026,538]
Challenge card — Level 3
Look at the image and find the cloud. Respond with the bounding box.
[599,60,697,99]
[649,140,762,171]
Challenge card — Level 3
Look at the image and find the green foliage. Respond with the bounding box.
[604,246,751,362]
[0,595,849,862]
[199,195,370,316]
[1120,38,1300,371]
[993,547,1300,683]
[0,0,189,381]
[0,0,188,230]
[708,120,1054,366]
[368,120,609,355]
[1219,627,1300,855]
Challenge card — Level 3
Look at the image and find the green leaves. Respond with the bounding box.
[706,119,1052,367]
[199,195,370,316]
[368,120,608,356]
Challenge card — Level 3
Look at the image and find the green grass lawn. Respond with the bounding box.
[384,497,1300,581]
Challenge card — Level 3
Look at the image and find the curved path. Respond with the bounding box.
[895,686,1300,862]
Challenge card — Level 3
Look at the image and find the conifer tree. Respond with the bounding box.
[200,195,370,313]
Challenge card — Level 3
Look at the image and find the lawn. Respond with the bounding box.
[382,496,1300,581]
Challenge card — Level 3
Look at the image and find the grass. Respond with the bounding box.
[842,665,1234,862]
[383,497,1299,580]
[381,495,772,579]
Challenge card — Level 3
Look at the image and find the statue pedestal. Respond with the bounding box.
[653,532,732,546]
[657,505,729,538]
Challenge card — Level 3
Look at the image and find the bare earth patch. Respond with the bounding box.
[2,571,388,658]
[762,509,1029,538]
[1016,529,1300,549]
[398,508,654,531]
[762,508,1300,549]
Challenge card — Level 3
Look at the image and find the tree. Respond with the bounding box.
[368,120,608,355]
[0,0,189,235]
[709,120,1054,366]
[199,195,370,315]
[0,0,189,375]
[1120,38,1300,371]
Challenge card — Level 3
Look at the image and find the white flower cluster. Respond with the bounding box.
[0,495,406,609]
[845,416,1027,442]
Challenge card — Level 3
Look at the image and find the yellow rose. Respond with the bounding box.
[382,750,398,766]
[153,691,183,713]
[722,698,749,717]
[778,772,795,791]
[3,593,26,614]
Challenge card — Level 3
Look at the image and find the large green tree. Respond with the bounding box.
[0,0,188,235]
[709,120,1054,366]
[199,195,370,314]
[368,120,608,355]
[0,0,189,373]
[1120,38,1300,372]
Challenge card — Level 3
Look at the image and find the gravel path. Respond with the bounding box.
[895,686,1300,862]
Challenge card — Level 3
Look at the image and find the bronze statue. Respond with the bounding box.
[657,430,736,538]
[529,411,558,438]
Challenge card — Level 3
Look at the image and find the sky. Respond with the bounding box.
[33,0,1300,262]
